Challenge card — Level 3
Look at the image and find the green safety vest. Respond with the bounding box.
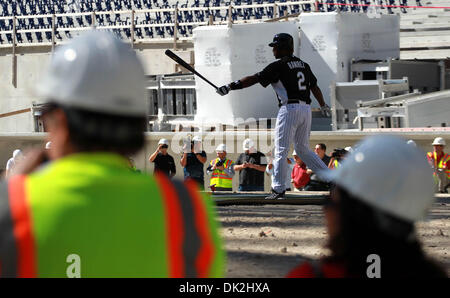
[0,153,224,277]
[209,158,233,189]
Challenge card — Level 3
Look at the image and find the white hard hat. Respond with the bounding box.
[345,146,353,153]
[45,141,52,149]
[192,136,202,143]
[13,149,22,159]
[320,135,434,222]
[216,144,227,152]
[36,31,147,117]
[243,138,255,151]
[432,137,446,146]
[406,140,416,147]
[292,150,298,156]
[158,138,169,146]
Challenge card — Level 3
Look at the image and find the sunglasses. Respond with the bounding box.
[161,145,168,149]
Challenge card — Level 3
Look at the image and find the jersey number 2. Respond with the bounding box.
[297,71,307,90]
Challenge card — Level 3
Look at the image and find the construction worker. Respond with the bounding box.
[5,149,23,178]
[427,137,449,193]
[288,136,446,278]
[181,135,207,190]
[148,138,176,178]
[207,144,235,191]
[407,139,417,147]
[0,31,224,278]
[234,138,267,192]
[328,148,347,169]
[266,147,294,192]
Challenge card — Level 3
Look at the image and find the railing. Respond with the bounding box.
[0,1,317,50]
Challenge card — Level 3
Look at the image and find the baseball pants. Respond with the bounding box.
[272,103,328,193]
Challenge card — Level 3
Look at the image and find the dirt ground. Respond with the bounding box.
[216,195,450,277]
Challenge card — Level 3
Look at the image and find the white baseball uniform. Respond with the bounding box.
[257,55,328,193]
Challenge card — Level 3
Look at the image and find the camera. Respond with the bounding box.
[331,148,347,161]
[216,160,224,167]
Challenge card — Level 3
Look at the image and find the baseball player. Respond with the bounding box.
[217,33,331,200]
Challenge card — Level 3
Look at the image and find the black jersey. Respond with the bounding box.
[256,56,317,106]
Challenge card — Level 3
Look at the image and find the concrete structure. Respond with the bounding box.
[0,43,193,133]
[298,12,400,130]
[193,21,299,126]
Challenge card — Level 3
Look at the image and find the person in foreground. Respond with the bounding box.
[287,135,447,278]
[0,31,224,278]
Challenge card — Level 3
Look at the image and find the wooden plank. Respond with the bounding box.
[400,18,450,25]
[401,13,450,20]
[212,191,328,206]
[400,29,450,36]
[400,34,450,48]
[0,108,31,119]
[400,22,450,29]
[400,48,450,59]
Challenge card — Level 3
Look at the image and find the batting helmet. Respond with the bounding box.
[269,33,294,51]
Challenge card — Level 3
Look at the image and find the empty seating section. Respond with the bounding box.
[0,0,437,44]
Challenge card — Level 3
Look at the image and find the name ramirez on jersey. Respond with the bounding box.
[256,56,317,106]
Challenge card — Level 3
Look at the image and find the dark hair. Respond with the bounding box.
[324,186,446,278]
[44,103,146,156]
[317,143,326,151]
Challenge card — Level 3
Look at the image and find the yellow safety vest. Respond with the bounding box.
[209,158,233,189]
[333,160,340,169]
[0,153,225,277]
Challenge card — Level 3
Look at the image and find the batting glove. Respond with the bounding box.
[216,85,231,96]
[320,104,332,118]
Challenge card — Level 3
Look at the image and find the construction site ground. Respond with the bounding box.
[216,193,450,277]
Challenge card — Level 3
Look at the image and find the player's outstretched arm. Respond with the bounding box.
[311,85,326,107]
[216,75,259,96]
[311,85,331,118]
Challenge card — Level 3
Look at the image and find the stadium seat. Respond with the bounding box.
[136,27,144,39]
[6,33,13,43]
[144,26,154,38]
[45,31,52,41]
[156,26,165,38]
[0,0,417,44]
[124,28,132,39]
[35,31,43,42]
[26,32,33,43]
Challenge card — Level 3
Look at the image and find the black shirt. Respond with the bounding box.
[310,154,331,181]
[236,152,267,187]
[322,154,331,168]
[183,151,207,180]
[256,56,317,106]
[153,153,176,176]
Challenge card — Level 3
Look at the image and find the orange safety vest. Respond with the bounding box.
[427,151,450,179]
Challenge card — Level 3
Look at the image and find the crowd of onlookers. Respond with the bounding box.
[147,136,450,194]
[2,136,448,194]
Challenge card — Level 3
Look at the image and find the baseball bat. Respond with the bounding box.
[165,49,219,90]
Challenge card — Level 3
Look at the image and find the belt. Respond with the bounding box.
[279,100,309,107]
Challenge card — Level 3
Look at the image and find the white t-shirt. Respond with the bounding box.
[266,158,295,190]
